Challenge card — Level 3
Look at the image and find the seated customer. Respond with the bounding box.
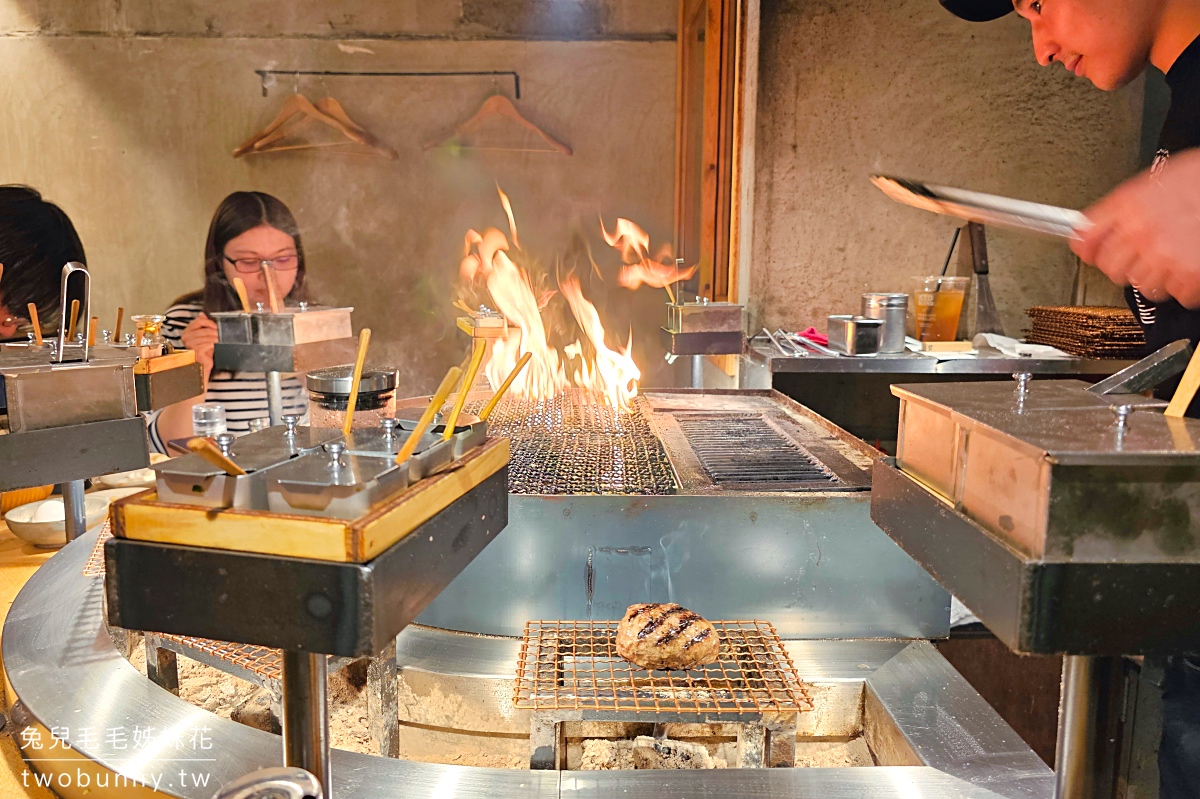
[0,185,86,340]
[148,191,312,451]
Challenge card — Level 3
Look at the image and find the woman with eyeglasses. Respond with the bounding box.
[147,191,311,451]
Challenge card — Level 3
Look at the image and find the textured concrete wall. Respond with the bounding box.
[0,1,676,40]
[0,0,678,391]
[751,0,1144,337]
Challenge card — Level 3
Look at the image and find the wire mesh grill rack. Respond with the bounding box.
[464,390,676,495]
[82,520,112,577]
[513,619,812,715]
[154,635,282,682]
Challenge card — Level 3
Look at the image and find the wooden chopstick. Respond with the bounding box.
[26,304,42,346]
[261,263,281,313]
[114,307,124,340]
[480,352,532,422]
[395,367,462,465]
[187,437,247,476]
[87,317,98,347]
[342,328,372,437]
[232,277,252,312]
[66,299,80,340]
[1166,346,1200,417]
[443,339,486,441]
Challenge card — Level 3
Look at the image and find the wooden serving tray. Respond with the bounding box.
[110,437,510,563]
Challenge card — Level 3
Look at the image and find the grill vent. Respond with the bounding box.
[677,414,837,488]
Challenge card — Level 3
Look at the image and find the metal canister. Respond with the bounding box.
[306,366,399,430]
[861,293,909,354]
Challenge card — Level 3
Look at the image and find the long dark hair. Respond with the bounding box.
[174,191,308,313]
[0,185,86,324]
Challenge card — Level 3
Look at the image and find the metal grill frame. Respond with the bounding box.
[513,619,812,717]
[675,413,838,489]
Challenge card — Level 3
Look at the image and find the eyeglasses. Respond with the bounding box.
[224,254,299,274]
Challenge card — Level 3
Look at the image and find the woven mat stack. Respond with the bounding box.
[1025,306,1146,359]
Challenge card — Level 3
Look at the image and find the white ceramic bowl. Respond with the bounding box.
[93,453,170,490]
[4,496,110,549]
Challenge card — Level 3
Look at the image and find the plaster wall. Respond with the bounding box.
[750,0,1144,337]
[0,0,678,390]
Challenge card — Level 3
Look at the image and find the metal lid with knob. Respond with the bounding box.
[306,366,397,396]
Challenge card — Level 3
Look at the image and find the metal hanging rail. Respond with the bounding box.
[255,69,521,98]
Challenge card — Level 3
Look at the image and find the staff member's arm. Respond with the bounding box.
[1071,149,1200,307]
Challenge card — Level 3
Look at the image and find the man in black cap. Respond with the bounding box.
[939,2,1200,797]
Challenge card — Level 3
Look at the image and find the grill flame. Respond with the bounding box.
[460,187,688,411]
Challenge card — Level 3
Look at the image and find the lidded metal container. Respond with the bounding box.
[267,440,408,519]
[153,419,340,509]
[306,366,398,430]
[861,293,909,354]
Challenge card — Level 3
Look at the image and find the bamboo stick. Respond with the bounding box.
[479,352,532,422]
[395,367,462,465]
[443,339,486,441]
[342,328,372,437]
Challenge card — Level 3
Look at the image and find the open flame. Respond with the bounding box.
[459,187,689,411]
[604,216,697,290]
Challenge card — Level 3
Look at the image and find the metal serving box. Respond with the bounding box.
[893,379,1182,558]
[827,315,884,357]
[211,305,355,372]
[154,424,341,509]
[666,300,743,334]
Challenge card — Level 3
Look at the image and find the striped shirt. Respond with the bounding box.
[145,301,308,453]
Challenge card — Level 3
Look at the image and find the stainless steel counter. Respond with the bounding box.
[5,531,1054,799]
[741,342,1133,444]
[745,342,1134,376]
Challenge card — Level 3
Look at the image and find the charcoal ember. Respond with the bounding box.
[616,603,720,671]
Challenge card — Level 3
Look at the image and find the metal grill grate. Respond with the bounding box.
[466,390,676,495]
[155,635,281,681]
[513,619,812,715]
[677,414,836,487]
[82,521,112,577]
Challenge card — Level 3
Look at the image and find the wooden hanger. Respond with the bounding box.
[425,95,572,155]
[233,93,396,160]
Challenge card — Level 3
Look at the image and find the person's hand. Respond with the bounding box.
[181,313,218,383]
[1072,149,1200,307]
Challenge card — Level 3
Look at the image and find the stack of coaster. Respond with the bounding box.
[1025,306,1145,359]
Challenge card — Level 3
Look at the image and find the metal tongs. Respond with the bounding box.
[760,328,838,357]
[870,175,1091,241]
[55,262,90,363]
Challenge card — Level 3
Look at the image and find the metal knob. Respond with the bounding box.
[1013,372,1033,397]
[255,301,265,312]
[123,333,136,347]
[1112,404,1135,430]
[282,415,300,437]
[381,417,400,437]
[209,767,322,799]
[100,329,112,344]
[325,441,345,468]
[298,301,309,312]
[215,433,235,457]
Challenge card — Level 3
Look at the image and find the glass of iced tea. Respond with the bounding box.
[911,276,968,342]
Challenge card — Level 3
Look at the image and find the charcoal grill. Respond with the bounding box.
[514,618,812,769]
[409,389,926,638]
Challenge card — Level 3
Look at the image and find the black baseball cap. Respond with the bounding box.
[940,0,1013,22]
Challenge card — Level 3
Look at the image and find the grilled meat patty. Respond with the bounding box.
[615,603,720,671]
